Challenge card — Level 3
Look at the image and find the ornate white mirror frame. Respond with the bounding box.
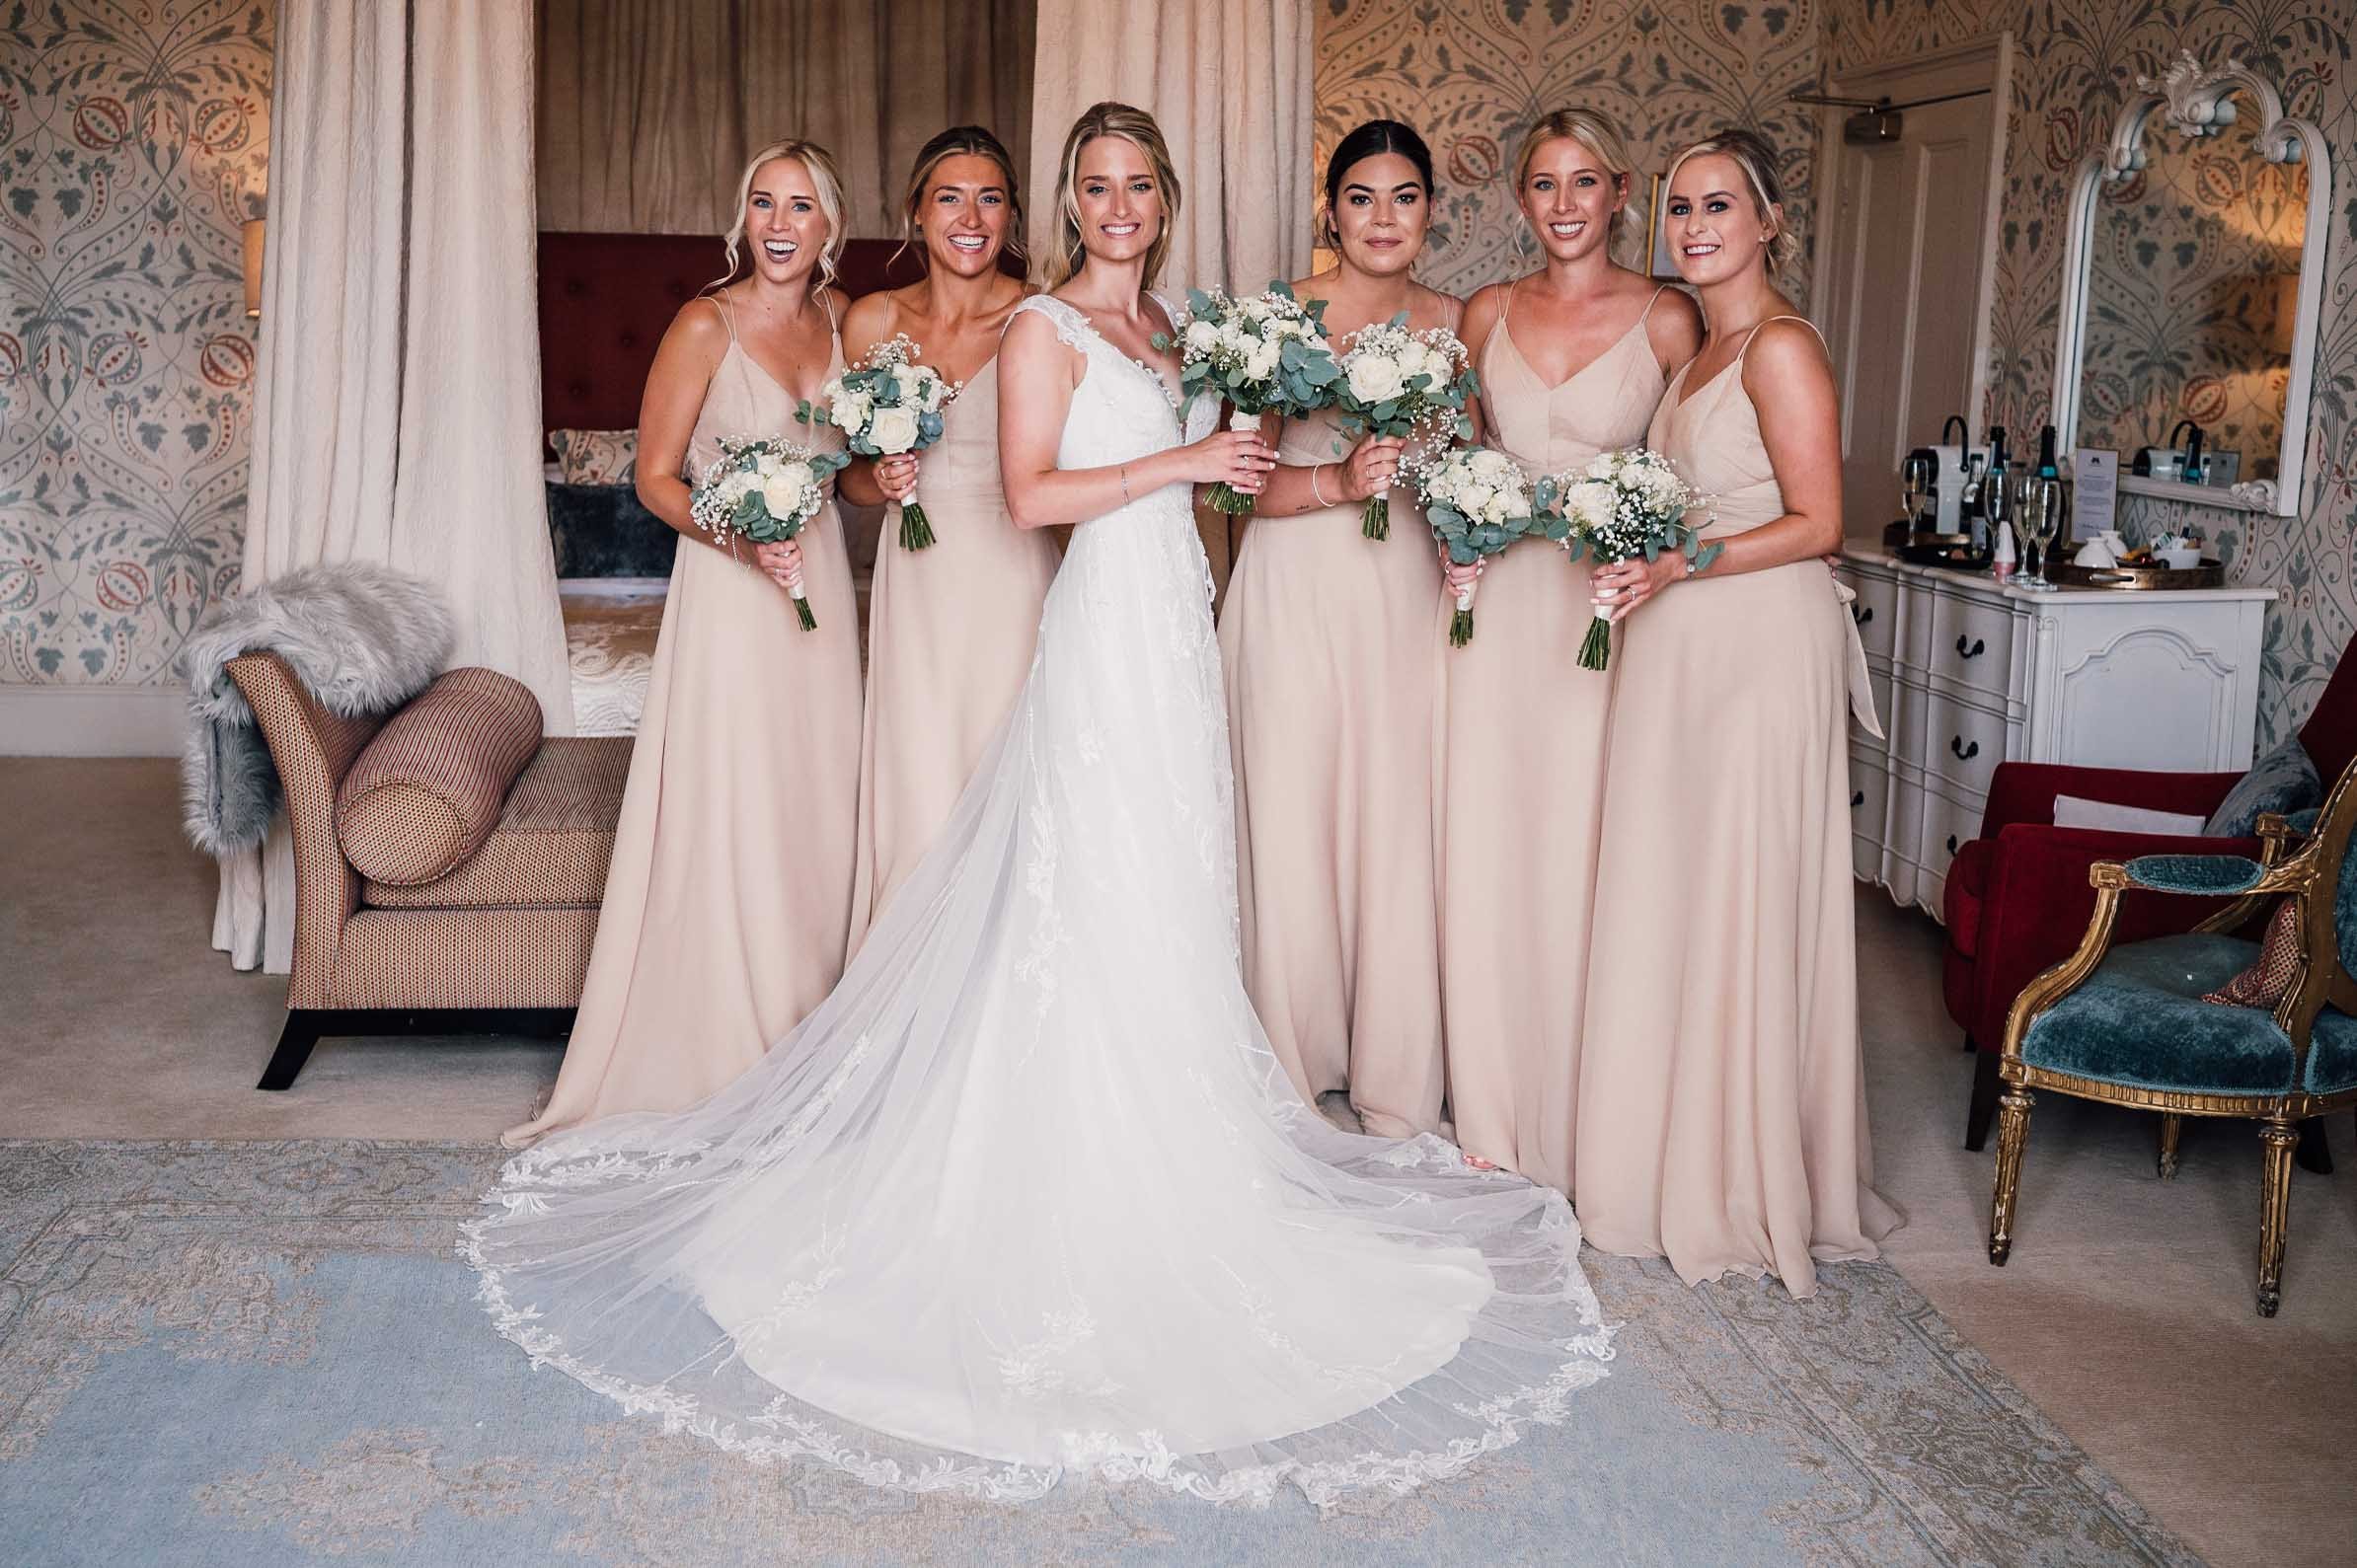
[2050,51,2332,517]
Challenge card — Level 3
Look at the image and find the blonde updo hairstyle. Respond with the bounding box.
[1512,108,1639,261]
[1045,102,1182,288]
[715,137,849,293]
[897,123,1026,273]
[1665,127,1796,276]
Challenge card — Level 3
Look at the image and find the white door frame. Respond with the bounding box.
[1808,33,2016,438]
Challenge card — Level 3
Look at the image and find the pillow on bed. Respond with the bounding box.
[547,483,677,578]
[550,427,639,486]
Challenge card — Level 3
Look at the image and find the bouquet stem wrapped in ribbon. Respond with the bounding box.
[1155,282,1342,515]
[1335,316,1478,540]
[1557,448,1717,670]
[688,437,852,630]
[1407,445,1553,646]
[797,335,954,553]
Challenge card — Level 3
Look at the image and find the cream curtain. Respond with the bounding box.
[536,0,1036,238]
[1026,0,1315,295]
[218,0,570,973]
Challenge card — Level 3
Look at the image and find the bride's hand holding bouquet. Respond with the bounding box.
[1155,281,1342,514]
[688,436,852,630]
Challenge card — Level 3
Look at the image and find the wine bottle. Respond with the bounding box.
[2034,424,2060,482]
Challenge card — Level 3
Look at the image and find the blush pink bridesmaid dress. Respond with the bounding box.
[1434,285,1667,1192]
[848,358,1060,945]
[1572,317,1900,1295]
[506,299,862,1145]
[1219,405,1446,1137]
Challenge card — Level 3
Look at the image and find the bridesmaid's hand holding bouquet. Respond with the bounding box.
[1334,317,1479,540]
[798,335,954,552]
[1409,444,1549,647]
[689,436,851,630]
[1558,448,1716,671]
[1156,281,1342,515]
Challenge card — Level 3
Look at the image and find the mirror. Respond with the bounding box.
[2051,53,2331,516]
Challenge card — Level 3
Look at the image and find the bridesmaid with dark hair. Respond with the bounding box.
[1438,109,1700,1189]
[1218,118,1456,1138]
[839,125,1054,944]
[1576,128,1898,1295]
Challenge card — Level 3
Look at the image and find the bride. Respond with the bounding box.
[463,101,1613,1508]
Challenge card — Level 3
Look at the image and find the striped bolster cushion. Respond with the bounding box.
[336,668,543,885]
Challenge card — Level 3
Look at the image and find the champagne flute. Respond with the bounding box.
[1983,462,2019,578]
[2024,472,2063,590]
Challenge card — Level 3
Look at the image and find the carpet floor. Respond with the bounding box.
[4,758,2354,1566]
[0,1140,2199,1567]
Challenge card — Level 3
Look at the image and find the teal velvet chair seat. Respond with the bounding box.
[2022,933,2357,1095]
[1989,771,2357,1316]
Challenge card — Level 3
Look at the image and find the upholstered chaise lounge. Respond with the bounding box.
[225,651,630,1089]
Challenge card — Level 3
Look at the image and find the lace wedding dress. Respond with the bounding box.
[463,294,1613,1507]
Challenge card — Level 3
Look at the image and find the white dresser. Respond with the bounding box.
[1838,544,2274,921]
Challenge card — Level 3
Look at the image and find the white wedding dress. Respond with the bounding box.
[463,294,1613,1507]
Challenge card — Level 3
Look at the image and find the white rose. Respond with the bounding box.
[1567,481,1615,531]
[1346,352,1407,404]
[869,405,922,455]
[1184,320,1220,355]
[1244,339,1280,382]
[1470,448,1516,485]
[760,467,811,518]
[1456,482,1496,520]
[829,390,873,431]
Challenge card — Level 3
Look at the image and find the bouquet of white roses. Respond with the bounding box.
[1556,447,1716,671]
[1155,281,1342,515]
[1335,317,1479,540]
[688,436,851,630]
[1409,444,1552,647]
[797,335,954,552]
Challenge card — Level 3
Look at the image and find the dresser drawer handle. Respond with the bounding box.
[1852,604,1874,627]
[1851,790,1865,808]
[1946,834,1960,855]
[1954,635,1986,659]
[1950,735,1981,761]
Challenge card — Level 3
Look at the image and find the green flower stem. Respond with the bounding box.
[1578,610,1613,670]
[1206,481,1256,515]
[1449,606,1475,646]
[791,587,817,632]
[899,499,936,552]
[1362,494,1390,541]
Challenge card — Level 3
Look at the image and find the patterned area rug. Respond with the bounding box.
[0,1142,2197,1567]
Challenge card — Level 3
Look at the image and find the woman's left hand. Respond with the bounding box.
[874,454,920,503]
[1589,552,1686,622]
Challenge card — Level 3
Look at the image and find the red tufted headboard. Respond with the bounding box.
[536,233,1025,448]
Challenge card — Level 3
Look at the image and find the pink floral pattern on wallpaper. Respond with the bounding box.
[0,0,271,687]
[1314,0,1823,302]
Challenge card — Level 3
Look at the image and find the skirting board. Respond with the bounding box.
[0,683,188,757]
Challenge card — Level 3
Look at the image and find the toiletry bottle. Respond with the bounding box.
[1992,516,2016,580]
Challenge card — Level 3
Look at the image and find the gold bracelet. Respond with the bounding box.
[1309,463,1331,509]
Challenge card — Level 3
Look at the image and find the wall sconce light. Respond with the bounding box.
[243,217,265,319]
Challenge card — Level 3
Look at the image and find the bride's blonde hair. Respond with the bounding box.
[1044,102,1182,288]
[715,138,848,293]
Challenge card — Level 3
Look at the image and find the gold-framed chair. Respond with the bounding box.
[1986,767,2357,1316]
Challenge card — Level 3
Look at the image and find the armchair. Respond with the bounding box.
[1986,774,2357,1314]
[1947,639,2357,1151]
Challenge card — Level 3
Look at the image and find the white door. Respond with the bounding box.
[1814,41,2013,542]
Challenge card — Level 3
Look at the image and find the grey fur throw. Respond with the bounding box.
[179,562,455,855]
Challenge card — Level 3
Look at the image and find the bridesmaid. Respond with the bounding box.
[1575,128,1900,1293]
[840,126,1054,946]
[1219,119,1453,1139]
[507,140,863,1145]
[1438,111,1700,1187]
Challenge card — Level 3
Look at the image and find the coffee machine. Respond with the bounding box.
[1904,414,1977,535]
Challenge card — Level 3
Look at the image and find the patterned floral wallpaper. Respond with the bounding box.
[1314,0,1825,304]
[0,1,271,690]
[1825,0,2354,746]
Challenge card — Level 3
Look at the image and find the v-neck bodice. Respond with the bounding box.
[1645,317,1815,540]
[1481,292,1664,479]
[687,301,848,484]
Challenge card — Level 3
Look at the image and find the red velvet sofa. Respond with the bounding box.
[1945,643,2357,1151]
